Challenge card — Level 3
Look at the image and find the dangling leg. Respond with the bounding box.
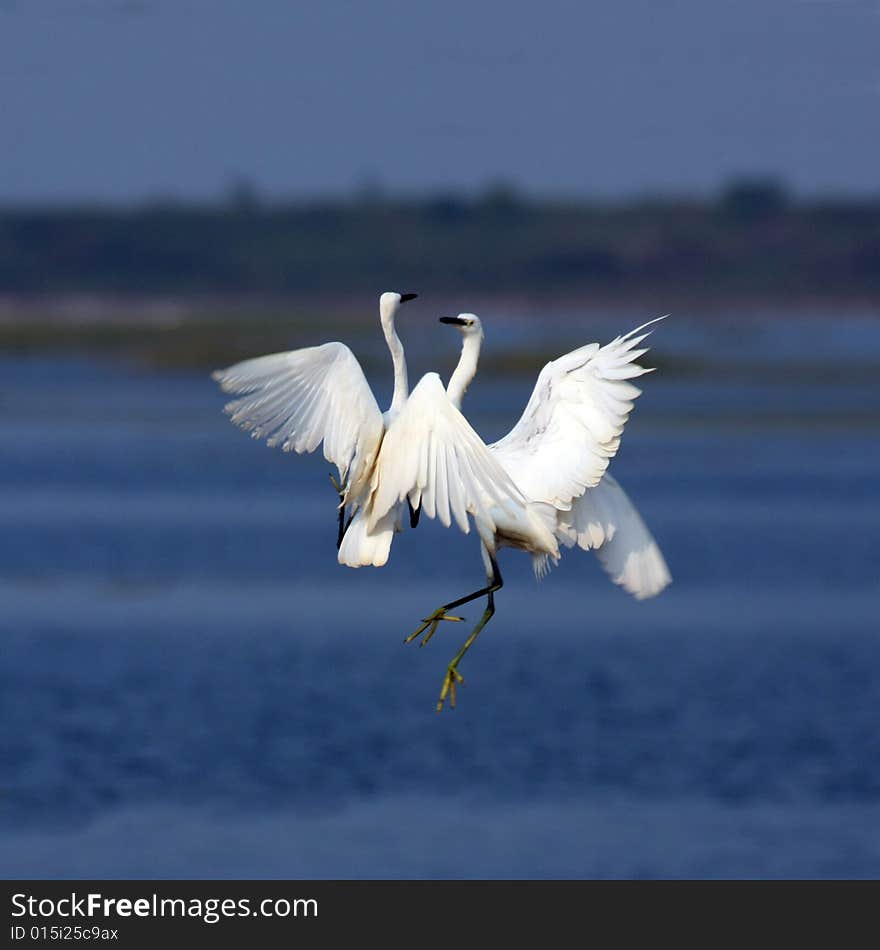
[404,548,497,647]
[336,505,347,550]
[436,548,502,712]
[408,499,421,529]
[330,473,347,550]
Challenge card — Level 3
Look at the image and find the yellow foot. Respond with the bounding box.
[404,608,463,647]
[436,666,464,712]
[328,473,344,497]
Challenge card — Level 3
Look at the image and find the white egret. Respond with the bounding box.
[442,313,671,599]
[440,313,671,584]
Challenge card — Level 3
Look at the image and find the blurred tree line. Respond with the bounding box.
[0,178,878,299]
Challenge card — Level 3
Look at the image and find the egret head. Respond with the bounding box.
[439,313,483,339]
[379,291,418,327]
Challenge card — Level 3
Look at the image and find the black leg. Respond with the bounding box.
[405,553,503,648]
[336,503,346,550]
[329,472,346,550]
[436,554,503,711]
[408,499,421,529]
[438,576,500,613]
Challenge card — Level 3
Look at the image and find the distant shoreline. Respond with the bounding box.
[1,290,877,374]
[1,287,878,329]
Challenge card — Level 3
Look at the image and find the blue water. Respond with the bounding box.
[2,315,880,878]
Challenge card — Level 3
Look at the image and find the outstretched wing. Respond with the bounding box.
[367,373,527,535]
[212,342,384,498]
[557,473,671,600]
[490,317,664,509]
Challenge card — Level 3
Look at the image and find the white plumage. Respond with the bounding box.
[367,373,549,538]
[213,341,384,505]
[336,370,559,573]
[556,472,671,599]
[478,315,672,599]
[213,291,421,560]
[490,318,662,509]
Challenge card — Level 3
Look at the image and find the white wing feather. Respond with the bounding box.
[367,373,527,535]
[557,472,671,599]
[212,342,384,498]
[490,317,665,509]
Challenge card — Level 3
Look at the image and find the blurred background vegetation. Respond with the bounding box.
[2,176,878,368]
[4,178,878,299]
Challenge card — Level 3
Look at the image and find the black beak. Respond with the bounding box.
[439,316,468,326]
[400,293,418,303]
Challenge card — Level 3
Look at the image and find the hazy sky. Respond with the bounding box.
[1,0,878,202]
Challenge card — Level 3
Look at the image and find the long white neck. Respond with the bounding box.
[383,315,409,416]
[447,331,482,409]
